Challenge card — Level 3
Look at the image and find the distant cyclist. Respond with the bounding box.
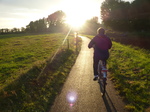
[88,27,112,81]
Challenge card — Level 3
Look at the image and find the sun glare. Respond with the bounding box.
[62,0,98,29]
[65,15,85,29]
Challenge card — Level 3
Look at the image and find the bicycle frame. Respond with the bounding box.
[98,60,107,96]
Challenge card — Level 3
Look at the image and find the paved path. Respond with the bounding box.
[49,36,127,112]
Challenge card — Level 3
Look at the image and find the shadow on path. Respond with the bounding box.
[98,81,117,112]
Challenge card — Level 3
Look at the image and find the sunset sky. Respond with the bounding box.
[0,0,133,29]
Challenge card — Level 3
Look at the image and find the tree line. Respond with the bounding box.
[0,10,101,34]
[25,10,68,33]
[101,0,150,31]
[0,10,68,34]
[1,0,149,34]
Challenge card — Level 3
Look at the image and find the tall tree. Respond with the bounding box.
[47,10,66,31]
[101,0,131,31]
[101,0,150,31]
[130,0,150,31]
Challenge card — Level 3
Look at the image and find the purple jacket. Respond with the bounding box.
[88,34,112,60]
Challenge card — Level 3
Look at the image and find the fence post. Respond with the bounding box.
[74,32,78,53]
[67,39,69,49]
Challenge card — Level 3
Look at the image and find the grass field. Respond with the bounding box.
[0,33,81,111]
[0,33,67,89]
[86,35,150,112]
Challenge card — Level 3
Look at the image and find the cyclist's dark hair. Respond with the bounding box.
[97,27,105,35]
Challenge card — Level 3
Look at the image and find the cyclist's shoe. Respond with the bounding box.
[93,75,98,81]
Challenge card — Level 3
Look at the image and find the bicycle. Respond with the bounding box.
[97,60,108,96]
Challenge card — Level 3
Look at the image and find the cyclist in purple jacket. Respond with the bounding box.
[88,27,112,81]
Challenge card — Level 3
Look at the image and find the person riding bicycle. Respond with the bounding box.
[88,27,112,81]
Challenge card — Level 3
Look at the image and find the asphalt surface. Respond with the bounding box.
[49,36,127,112]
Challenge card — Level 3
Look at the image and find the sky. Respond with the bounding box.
[0,0,133,29]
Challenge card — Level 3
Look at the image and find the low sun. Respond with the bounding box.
[65,14,86,29]
[62,0,95,29]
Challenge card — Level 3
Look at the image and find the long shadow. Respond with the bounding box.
[98,80,117,112]
[0,49,74,111]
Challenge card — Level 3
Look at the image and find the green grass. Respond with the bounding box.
[108,42,150,112]
[0,33,82,111]
[85,34,150,112]
[0,33,66,89]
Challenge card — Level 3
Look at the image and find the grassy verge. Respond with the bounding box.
[0,33,82,111]
[84,34,150,112]
[108,42,150,112]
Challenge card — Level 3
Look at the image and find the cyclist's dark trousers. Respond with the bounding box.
[93,57,106,76]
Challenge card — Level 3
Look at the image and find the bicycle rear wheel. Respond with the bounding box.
[98,60,107,96]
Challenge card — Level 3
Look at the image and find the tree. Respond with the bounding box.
[101,0,131,31]
[82,17,101,35]
[130,0,150,31]
[25,10,67,33]
[21,27,26,32]
[47,10,66,32]
[101,0,150,31]
[26,21,35,32]
[26,18,47,33]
